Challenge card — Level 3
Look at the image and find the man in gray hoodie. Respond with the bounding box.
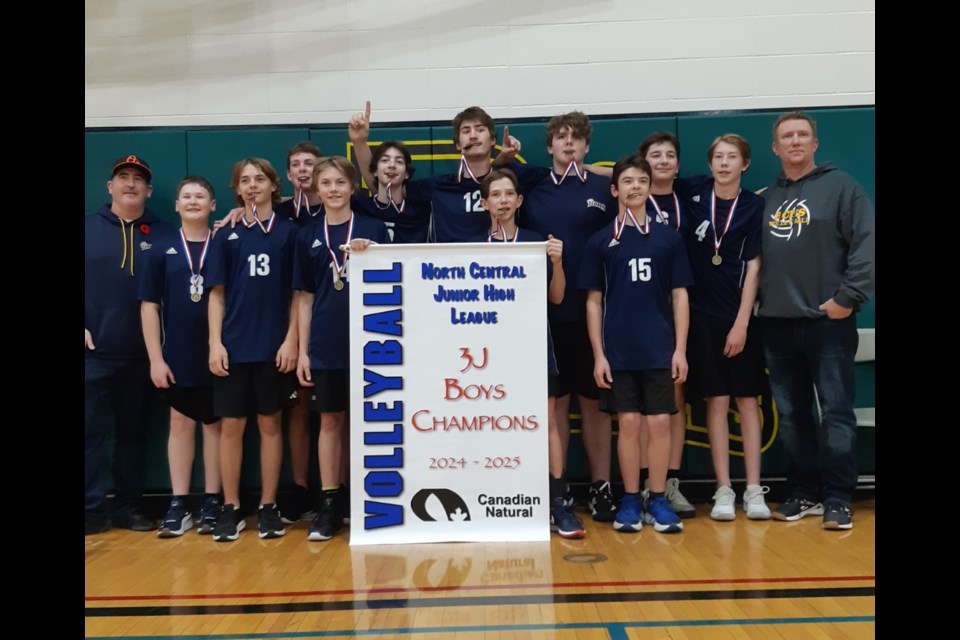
[758,111,875,530]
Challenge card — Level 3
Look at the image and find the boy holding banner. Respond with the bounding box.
[294,157,388,542]
[478,168,585,539]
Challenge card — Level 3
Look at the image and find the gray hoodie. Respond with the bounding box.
[758,163,875,318]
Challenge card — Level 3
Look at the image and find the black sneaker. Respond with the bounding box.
[157,498,193,538]
[85,510,110,536]
[279,484,316,524]
[213,504,245,542]
[113,510,159,532]
[772,495,824,522]
[822,500,853,530]
[197,495,222,535]
[308,494,342,541]
[258,503,286,539]
[588,481,618,522]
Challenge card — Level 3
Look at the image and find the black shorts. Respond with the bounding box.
[164,384,219,425]
[310,369,348,413]
[547,376,560,399]
[212,362,296,418]
[601,369,677,416]
[686,310,765,399]
[550,320,601,400]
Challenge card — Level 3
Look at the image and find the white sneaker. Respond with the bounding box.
[743,484,771,520]
[710,486,736,521]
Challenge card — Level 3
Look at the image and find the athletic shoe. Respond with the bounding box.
[197,495,222,535]
[258,503,286,539]
[743,485,772,520]
[157,498,193,537]
[822,500,853,530]
[550,498,586,539]
[613,494,642,532]
[665,477,696,519]
[588,480,617,522]
[213,504,246,542]
[773,495,824,522]
[643,495,684,533]
[710,486,737,521]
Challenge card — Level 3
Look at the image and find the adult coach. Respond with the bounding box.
[86,155,174,535]
[759,111,875,530]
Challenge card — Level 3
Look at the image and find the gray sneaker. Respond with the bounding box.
[665,477,696,519]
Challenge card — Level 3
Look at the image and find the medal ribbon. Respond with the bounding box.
[384,184,406,214]
[179,228,211,279]
[324,213,355,278]
[294,189,323,219]
[648,193,681,229]
[487,222,518,243]
[550,160,588,186]
[456,155,480,184]
[710,189,740,257]
[613,207,649,241]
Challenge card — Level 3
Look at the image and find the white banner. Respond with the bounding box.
[348,243,549,545]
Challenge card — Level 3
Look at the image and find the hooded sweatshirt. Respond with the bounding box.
[758,163,875,319]
[85,204,175,360]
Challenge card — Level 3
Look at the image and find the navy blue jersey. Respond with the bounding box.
[293,213,388,370]
[85,205,176,360]
[517,171,618,323]
[471,227,558,377]
[277,197,325,228]
[407,161,546,243]
[138,232,214,387]
[205,214,299,363]
[353,191,430,244]
[579,219,694,370]
[676,176,763,321]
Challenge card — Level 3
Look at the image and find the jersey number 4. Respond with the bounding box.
[628,257,652,282]
[247,253,271,276]
[694,220,710,242]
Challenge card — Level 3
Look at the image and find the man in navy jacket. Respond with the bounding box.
[85,155,175,535]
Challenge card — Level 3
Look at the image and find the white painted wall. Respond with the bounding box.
[85,0,875,128]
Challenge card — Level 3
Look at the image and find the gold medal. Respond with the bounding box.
[711,253,722,266]
[191,292,202,302]
[334,279,344,291]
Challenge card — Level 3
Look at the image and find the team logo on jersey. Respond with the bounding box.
[769,198,810,240]
[166,247,178,254]
[585,198,607,212]
[311,239,322,248]
[227,232,239,240]
[139,241,152,251]
[691,195,701,203]
[410,488,471,522]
